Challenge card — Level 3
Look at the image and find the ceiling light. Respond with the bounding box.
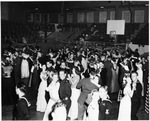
[145,4,149,6]
[35,8,38,10]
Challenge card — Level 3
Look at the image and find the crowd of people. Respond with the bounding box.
[1,43,149,120]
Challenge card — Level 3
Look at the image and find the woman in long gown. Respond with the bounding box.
[30,60,41,92]
[118,76,134,121]
[110,58,119,93]
[2,56,16,105]
[68,67,81,120]
[43,72,60,121]
[36,64,48,112]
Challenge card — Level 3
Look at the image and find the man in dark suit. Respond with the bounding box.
[58,69,72,119]
[13,82,30,120]
[21,48,33,86]
[131,71,142,120]
[13,50,22,85]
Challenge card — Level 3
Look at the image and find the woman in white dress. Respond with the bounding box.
[36,64,48,112]
[118,76,134,121]
[43,72,60,121]
[51,102,67,121]
[87,76,101,121]
[87,90,99,121]
[68,67,81,120]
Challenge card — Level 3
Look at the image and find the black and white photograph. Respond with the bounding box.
[1,1,149,120]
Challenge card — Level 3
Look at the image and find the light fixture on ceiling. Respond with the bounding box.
[100,6,104,9]
[35,8,39,10]
[145,4,149,6]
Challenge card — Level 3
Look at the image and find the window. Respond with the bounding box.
[110,11,115,20]
[67,13,73,23]
[87,12,94,23]
[134,10,144,23]
[58,14,64,23]
[35,13,41,22]
[27,13,33,22]
[47,13,50,23]
[122,10,131,23]
[78,12,84,23]
[99,11,107,23]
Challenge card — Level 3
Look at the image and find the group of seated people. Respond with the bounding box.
[1,43,149,120]
[2,21,39,44]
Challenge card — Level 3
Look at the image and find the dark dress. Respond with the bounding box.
[131,82,142,120]
[2,65,16,105]
[30,66,41,93]
[14,96,30,120]
[98,99,112,120]
[104,60,113,92]
[100,67,107,86]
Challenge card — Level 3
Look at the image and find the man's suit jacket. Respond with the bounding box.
[76,78,99,104]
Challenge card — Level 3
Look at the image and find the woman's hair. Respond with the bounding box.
[73,66,81,76]
[131,71,138,76]
[47,59,54,65]
[59,68,67,74]
[111,57,116,62]
[52,70,58,76]
[89,68,96,76]
[16,82,27,93]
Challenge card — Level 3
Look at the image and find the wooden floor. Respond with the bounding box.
[2,87,149,120]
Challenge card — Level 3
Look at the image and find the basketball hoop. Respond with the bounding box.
[110,31,116,38]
